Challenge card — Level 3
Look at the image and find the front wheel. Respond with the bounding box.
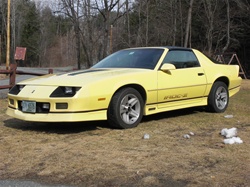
[107,87,144,129]
[207,81,229,113]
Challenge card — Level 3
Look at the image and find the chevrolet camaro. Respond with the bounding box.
[6,47,242,129]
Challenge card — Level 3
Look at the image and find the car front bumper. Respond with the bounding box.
[6,107,107,122]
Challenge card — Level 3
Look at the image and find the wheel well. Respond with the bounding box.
[214,77,229,87]
[114,84,147,102]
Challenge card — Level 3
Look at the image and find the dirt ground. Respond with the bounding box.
[0,80,250,187]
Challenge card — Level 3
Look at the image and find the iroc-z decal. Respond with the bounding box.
[164,93,188,100]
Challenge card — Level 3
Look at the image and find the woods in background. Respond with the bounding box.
[0,0,250,71]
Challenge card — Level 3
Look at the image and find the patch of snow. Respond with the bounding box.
[223,137,243,144]
[221,127,237,138]
[221,127,243,144]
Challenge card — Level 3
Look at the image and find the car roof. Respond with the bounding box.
[125,46,192,51]
[162,46,192,51]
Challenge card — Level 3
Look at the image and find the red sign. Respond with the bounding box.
[14,47,26,60]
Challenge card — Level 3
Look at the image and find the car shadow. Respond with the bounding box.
[3,107,207,133]
[142,106,207,122]
[3,118,110,134]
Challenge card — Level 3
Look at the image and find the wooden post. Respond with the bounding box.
[0,34,1,64]
[48,69,53,74]
[9,63,17,88]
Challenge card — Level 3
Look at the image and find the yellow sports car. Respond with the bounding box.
[6,47,242,129]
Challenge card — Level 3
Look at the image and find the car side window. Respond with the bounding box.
[162,50,200,69]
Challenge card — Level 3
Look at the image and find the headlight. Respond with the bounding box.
[9,85,26,95]
[65,87,74,95]
[50,86,81,97]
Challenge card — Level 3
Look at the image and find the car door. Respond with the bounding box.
[157,49,207,109]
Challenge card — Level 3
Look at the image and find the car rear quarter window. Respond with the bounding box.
[162,50,200,69]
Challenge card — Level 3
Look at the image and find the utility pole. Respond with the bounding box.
[6,0,11,70]
[109,25,113,54]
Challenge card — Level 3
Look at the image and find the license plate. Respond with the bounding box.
[22,101,36,113]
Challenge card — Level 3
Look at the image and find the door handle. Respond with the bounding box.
[198,73,204,76]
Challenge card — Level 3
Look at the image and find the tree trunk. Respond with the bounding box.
[145,0,149,46]
[61,0,81,69]
[126,0,131,47]
[172,0,177,46]
[74,21,81,69]
[222,0,230,54]
[184,0,194,48]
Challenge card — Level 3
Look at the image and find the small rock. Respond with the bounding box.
[224,114,233,118]
[189,132,195,136]
[143,133,150,139]
[183,134,190,139]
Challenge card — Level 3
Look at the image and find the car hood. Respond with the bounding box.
[17,68,153,87]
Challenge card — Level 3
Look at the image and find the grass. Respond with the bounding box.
[0,80,249,187]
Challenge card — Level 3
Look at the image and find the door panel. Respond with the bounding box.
[157,67,207,108]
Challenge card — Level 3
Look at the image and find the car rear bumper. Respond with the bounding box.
[229,85,241,97]
[229,77,242,97]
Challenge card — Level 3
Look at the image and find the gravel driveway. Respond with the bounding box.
[0,180,73,187]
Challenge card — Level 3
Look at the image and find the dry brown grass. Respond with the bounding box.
[0,80,250,187]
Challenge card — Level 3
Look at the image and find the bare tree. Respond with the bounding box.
[202,0,218,55]
[80,0,94,68]
[93,0,125,59]
[184,0,194,47]
[126,0,131,46]
[171,0,177,46]
[60,0,82,69]
[222,0,230,53]
[3,0,248,71]
[58,0,127,68]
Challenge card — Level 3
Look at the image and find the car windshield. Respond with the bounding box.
[92,48,164,70]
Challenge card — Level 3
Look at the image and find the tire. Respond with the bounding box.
[107,87,144,129]
[207,81,229,113]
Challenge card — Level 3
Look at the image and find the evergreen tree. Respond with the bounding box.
[17,0,40,66]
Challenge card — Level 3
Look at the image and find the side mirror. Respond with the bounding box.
[160,63,176,72]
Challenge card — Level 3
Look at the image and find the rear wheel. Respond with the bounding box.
[207,81,229,113]
[108,87,144,129]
